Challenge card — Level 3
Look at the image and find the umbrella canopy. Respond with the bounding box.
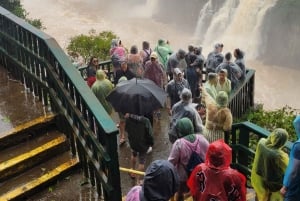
[106,78,167,115]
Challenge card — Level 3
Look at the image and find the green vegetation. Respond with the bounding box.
[67,29,118,62]
[239,105,298,142]
[0,0,44,29]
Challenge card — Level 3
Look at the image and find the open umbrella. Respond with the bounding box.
[106,78,167,115]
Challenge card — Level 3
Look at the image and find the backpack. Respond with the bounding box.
[185,138,204,176]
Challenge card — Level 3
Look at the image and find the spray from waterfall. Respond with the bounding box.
[194,0,279,59]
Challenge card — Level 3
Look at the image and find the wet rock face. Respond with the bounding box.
[259,0,300,69]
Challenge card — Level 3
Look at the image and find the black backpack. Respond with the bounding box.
[185,139,203,176]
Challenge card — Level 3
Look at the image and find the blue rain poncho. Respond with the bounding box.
[283,115,300,199]
[251,128,289,201]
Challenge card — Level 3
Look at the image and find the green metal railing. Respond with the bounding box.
[228,69,255,119]
[227,121,293,184]
[0,7,121,201]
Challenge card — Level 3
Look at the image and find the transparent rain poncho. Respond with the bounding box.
[251,128,289,201]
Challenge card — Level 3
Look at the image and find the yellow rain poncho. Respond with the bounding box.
[251,128,289,201]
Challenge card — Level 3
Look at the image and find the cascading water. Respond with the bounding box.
[194,0,279,59]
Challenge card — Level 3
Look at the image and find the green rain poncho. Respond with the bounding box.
[251,128,289,201]
[91,70,114,115]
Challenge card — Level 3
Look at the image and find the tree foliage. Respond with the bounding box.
[67,30,118,62]
[240,105,298,141]
[0,0,44,29]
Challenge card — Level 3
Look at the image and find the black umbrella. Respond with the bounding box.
[106,78,167,115]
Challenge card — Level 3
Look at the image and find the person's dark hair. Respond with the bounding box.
[142,41,150,50]
[194,47,202,55]
[225,52,232,61]
[188,45,194,52]
[234,48,244,59]
[89,56,98,66]
[130,45,138,54]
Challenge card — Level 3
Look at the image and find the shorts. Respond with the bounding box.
[131,150,147,165]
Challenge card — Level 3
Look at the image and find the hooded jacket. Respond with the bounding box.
[187,140,246,201]
[251,128,289,201]
[91,70,113,115]
[126,160,179,201]
[283,115,300,198]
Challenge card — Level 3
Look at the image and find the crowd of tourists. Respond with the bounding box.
[76,39,300,201]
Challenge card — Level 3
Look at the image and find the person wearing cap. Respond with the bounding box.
[154,39,173,71]
[166,49,187,80]
[251,128,289,201]
[206,43,224,73]
[114,57,136,85]
[168,88,203,144]
[201,87,233,143]
[216,68,231,95]
[166,67,190,111]
[125,160,179,201]
[204,72,218,100]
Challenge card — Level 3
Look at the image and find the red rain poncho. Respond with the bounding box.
[187,139,246,201]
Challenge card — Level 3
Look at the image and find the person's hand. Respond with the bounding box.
[280,186,287,196]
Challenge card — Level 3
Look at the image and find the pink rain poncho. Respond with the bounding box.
[251,128,289,201]
[187,139,246,201]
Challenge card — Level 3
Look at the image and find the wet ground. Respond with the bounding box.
[0,66,173,200]
[0,67,50,137]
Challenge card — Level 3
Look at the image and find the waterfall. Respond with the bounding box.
[194,0,279,58]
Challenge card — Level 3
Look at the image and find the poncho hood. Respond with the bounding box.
[206,139,232,170]
[265,128,288,149]
[141,160,179,201]
[96,70,106,80]
[175,117,194,138]
[294,115,300,139]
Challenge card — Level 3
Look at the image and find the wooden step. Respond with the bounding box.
[0,114,56,149]
[0,131,69,182]
[0,152,79,201]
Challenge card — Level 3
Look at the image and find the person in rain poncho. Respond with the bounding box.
[154,39,173,71]
[126,160,179,201]
[187,139,246,201]
[280,116,300,201]
[168,117,209,201]
[203,72,218,100]
[234,48,246,81]
[166,49,187,80]
[216,52,242,90]
[251,128,289,201]
[91,69,114,115]
[201,88,233,143]
[168,88,203,143]
[216,69,231,96]
[166,68,190,109]
[206,43,224,73]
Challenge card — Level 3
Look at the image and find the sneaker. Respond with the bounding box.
[146,146,152,154]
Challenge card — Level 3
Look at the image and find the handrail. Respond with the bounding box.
[228,121,293,184]
[0,7,121,201]
[228,69,255,119]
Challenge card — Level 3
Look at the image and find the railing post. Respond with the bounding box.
[238,125,250,173]
[105,133,122,201]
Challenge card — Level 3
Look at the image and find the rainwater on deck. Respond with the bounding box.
[0,66,255,200]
